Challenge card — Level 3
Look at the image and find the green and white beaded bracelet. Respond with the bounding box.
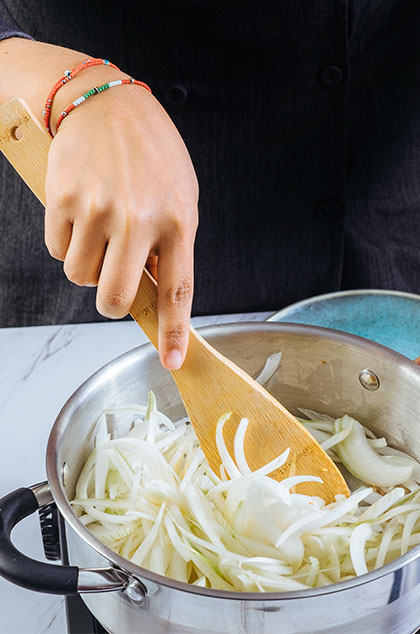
[55,77,152,132]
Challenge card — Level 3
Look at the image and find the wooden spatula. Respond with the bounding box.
[0,98,349,502]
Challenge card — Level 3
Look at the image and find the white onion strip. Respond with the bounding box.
[233,418,252,475]
[254,351,282,385]
[215,413,242,480]
[350,524,372,576]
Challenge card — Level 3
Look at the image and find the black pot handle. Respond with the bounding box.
[0,484,144,599]
[0,486,78,594]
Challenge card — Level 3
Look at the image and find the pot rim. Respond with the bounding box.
[47,321,420,601]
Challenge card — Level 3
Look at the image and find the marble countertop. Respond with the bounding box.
[0,312,271,634]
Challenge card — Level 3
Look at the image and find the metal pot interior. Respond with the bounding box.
[47,322,420,597]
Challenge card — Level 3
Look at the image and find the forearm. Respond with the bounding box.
[0,38,129,134]
[0,32,198,371]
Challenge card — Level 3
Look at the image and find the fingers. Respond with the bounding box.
[156,237,194,370]
[45,173,195,372]
[44,149,76,261]
[96,233,150,320]
[63,221,107,286]
[45,189,107,285]
[44,207,73,261]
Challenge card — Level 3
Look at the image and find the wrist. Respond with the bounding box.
[0,38,88,122]
[49,65,131,135]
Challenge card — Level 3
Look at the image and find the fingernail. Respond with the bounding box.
[164,349,183,370]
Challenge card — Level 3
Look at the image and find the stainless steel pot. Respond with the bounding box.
[1,322,420,634]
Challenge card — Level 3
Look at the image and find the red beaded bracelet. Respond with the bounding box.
[43,58,120,137]
[55,78,152,133]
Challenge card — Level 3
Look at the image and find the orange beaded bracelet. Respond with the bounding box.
[43,58,146,137]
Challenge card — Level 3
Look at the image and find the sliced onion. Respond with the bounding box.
[254,351,282,385]
[401,510,420,555]
[375,522,399,569]
[130,502,166,565]
[357,488,405,522]
[215,413,242,480]
[321,423,353,452]
[333,416,413,487]
[73,387,420,593]
[350,523,372,576]
[233,418,252,476]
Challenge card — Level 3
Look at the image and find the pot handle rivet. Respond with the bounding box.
[359,369,380,391]
[123,578,147,603]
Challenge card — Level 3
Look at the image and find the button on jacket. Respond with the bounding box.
[0,1,420,327]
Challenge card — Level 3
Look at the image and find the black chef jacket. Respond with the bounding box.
[1,1,420,327]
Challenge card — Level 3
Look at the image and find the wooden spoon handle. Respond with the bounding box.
[0,98,49,203]
[0,98,161,348]
[130,268,160,348]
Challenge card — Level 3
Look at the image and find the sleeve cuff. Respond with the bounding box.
[0,19,33,42]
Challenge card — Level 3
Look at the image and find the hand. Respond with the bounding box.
[45,83,198,370]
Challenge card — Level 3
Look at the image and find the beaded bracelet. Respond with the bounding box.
[55,78,152,133]
[43,58,121,137]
